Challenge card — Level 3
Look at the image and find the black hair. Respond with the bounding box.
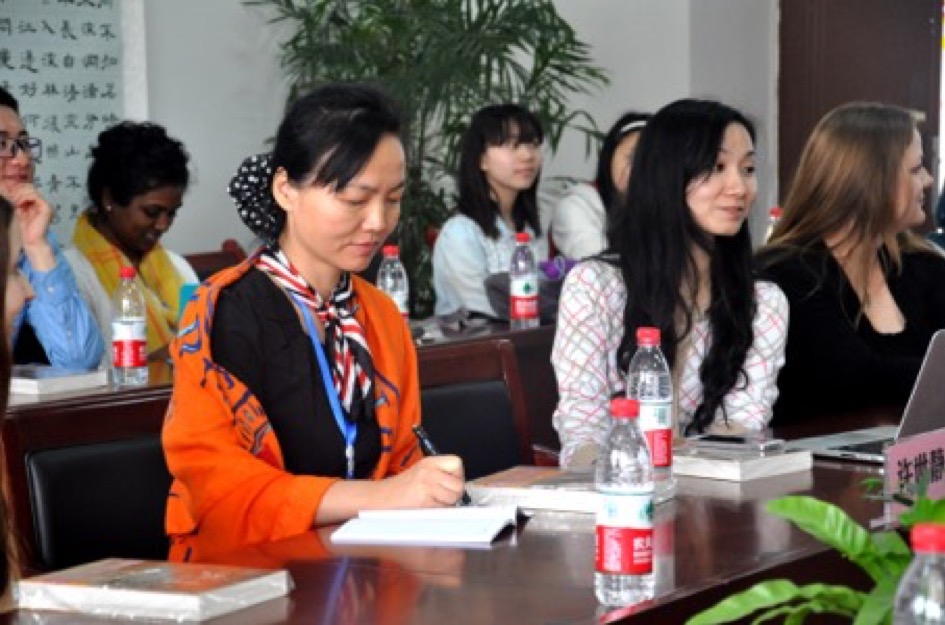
[274,84,402,187]
[87,121,189,211]
[268,83,403,237]
[456,104,543,239]
[607,98,757,434]
[595,111,650,213]
[0,86,18,113]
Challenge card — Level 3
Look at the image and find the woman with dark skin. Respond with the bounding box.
[63,122,198,359]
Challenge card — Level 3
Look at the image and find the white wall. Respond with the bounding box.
[147,1,778,254]
[143,0,289,254]
[690,0,779,240]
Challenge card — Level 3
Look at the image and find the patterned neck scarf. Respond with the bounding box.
[255,247,375,424]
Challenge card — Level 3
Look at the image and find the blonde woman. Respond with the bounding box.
[757,102,945,423]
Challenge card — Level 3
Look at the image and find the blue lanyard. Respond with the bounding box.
[292,294,357,479]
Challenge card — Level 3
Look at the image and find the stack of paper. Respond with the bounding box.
[330,506,518,548]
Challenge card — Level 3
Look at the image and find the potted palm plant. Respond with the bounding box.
[246,0,609,316]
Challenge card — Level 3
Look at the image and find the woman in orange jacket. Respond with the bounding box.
[162,84,466,562]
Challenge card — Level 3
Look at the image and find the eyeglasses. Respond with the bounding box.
[0,135,42,162]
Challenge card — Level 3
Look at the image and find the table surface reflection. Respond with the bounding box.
[2,462,879,625]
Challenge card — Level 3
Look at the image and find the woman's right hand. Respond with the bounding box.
[380,455,466,508]
[315,455,467,525]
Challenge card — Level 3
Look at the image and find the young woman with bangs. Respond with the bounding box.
[757,102,945,423]
[432,104,548,320]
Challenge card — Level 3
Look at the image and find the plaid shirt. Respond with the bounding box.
[551,260,789,467]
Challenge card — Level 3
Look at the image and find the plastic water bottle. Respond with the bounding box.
[112,266,148,386]
[377,244,409,319]
[894,523,945,623]
[765,206,783,242]
[626,327,675,503]
[595,397,655,607]
[509,232,539,330]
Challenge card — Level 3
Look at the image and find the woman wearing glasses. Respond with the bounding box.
[0,87,104,369]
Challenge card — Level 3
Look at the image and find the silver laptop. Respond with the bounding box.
[787,329,945,463]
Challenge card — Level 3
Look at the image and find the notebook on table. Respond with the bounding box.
[787,329,945,463]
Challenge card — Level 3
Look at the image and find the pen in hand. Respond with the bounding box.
[412,425,473,506]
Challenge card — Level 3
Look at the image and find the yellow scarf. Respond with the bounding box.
[73,212,184,354]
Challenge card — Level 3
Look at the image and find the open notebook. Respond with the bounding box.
[787,329,945,463]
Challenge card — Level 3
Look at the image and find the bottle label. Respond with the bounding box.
[595,490,654,575]
[392,293,409,320]
[112,319,146,368]
[639,399,673,468]
[510,276,539,320]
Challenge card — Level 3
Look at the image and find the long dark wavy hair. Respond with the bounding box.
[456,104,543,239]
[607,98,757,434]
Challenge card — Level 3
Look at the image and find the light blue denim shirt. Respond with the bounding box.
[13,231,105,368]
[432,213,548,318]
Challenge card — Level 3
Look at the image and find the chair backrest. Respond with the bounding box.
[2,386,172,573]
[417,339,532,480]
[27,436,171,570]
[184,238,248,280]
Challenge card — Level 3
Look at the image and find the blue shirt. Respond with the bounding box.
[432,213,549,318]
[13,231,105,369]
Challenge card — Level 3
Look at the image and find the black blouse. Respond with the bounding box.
[758,245,945,424]
[210,267,381,478]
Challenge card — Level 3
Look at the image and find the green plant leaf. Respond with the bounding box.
[767,496,885,581]
[685,580,863,625]
[900,495,945,527]
[853,575,896,625]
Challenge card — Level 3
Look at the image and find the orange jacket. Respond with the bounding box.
[162,259,421,562]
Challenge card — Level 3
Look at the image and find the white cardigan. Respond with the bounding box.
[63,247,198,364]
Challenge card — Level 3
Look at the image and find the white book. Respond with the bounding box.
[330,505,518,548]
[10,365,109,395]
[466,466,600,514]
[15,558,292,621]
[673,446,813,482]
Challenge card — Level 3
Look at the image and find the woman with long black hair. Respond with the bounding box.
[552,99,789,468]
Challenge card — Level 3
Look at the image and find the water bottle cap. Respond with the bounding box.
[610,398,639,419]
[911,523,945,553]
[119,266,136,279]
[636,327,661,346]
[769,206,783,219]
[515,232,531,243]
[382,244,399,257]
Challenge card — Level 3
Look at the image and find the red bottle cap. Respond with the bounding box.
[610,398,640,419]
[515,232,531,243]
[119,266,136,279]
[636,327,660,346]
[912,523,945,553]
[382,245,399,257]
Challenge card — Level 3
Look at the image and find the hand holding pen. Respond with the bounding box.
[413,425,473,506]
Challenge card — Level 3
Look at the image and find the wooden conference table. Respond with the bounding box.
[0,461,885,625]
[0,325,904,624]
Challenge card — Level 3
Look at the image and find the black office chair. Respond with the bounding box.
[417,339,534,480]
[26,436,172,571]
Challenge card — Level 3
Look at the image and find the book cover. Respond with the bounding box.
[10,365,109,395]
[15,558,292,621]
[467,465,600,513]
[673,447,813,482]
[330,506,518,548]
